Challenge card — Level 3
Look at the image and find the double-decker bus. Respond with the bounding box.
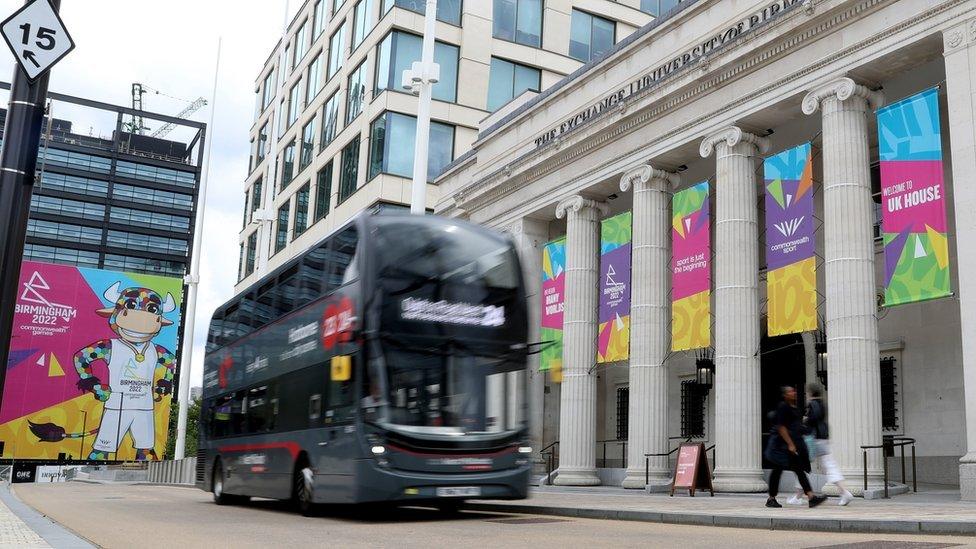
[196,212,530,514]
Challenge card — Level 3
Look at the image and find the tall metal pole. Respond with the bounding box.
[0,0,60,405]
[408,0,439,215]
[175,38,222,460]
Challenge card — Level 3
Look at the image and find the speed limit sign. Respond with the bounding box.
[1,0,75,82]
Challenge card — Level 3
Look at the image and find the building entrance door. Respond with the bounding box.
[759,329,807,468]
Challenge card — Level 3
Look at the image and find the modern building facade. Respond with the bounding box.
[0,86,206,279]
[435,0,976,499]
[237,0,685,290]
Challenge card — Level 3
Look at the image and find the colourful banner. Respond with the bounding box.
[541,237,566,375]
[0,261,183,460]
[598,212,632,363]
[877,87,951,306]
[764,142,818,336]
[672,182,711,351]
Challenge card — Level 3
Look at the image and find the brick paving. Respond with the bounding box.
[0,490,49,548]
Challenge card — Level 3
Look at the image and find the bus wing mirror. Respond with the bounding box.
[331,355,352,382]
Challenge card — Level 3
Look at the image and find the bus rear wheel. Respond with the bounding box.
[212,460,248,506]
[294,464,319,517]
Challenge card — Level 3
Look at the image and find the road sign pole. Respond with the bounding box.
[0,0,60,405]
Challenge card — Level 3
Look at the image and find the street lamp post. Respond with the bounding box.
[403,0,440,215]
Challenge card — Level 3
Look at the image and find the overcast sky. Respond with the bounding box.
[0,0,299,389]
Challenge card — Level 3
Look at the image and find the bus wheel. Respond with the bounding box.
[436,500,465,515]
[212,460,248,506]
[294,464,319,517]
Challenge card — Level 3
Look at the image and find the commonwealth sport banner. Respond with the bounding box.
[598,212,631,363]
[877,87,951,306]
[764,142,817,335]
[541,237,566,375]
[672,182,711,351]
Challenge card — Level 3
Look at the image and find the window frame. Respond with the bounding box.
[569,8,616,63]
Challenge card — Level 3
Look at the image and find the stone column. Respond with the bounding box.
[803,77,885,491]
[553,195,607,486]
[507,217,550,461]
[700,126,769,493]
[943,21,976,501]
[619,165,679,489]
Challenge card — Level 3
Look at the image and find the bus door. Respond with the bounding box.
[313,352,359,503]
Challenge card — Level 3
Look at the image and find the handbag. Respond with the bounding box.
[803,434,819,461]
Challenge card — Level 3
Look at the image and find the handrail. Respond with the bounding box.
[541,440,559,486]
[860,436,917,498]
[597,439,627,468]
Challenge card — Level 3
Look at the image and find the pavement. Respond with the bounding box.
[0,483,92,549]
[467,485,976,536]
[11,482,976,548]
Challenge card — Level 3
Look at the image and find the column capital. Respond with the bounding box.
[555,195,609,220]
[801,77,884,115]
[619,164,680,193]
[699,126,770,158]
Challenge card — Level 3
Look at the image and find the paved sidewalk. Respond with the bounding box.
[468,486,976,536]
[0,486,48,548]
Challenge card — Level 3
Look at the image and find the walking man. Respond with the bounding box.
[765,386,827,508]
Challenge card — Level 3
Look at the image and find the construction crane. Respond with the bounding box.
[127,82,208,138]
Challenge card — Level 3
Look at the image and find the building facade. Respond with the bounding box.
[435,0,976,499]
[0,86,206,279]
[237,0,686,291]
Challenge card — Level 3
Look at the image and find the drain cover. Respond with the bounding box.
[488,517,570,525]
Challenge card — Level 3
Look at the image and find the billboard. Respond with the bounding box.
[764,142,818,335]
[598,212,631,363]
[0,261,183,460]
[877,87,951,306]
[672,182,711,351]
[540,237,565,377]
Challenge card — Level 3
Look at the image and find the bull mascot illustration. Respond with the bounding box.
[29,282,178,460]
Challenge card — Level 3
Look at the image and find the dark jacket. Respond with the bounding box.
[805,398,829,439]
[764,401,811,472]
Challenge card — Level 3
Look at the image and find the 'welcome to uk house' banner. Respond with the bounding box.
[877,87,951,306]
[540,237,566,375]
[672,182,711,351]
[764,142,817,336]
[598,212,631,363]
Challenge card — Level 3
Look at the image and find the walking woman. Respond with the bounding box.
[804,382,855,505]
[764,385,827,508]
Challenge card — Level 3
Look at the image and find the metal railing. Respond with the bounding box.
[644,436,714,486]
[541,440,559,485]
[860,436,917,499]
[597,439,627,468]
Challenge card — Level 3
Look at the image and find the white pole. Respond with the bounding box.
[409,0,439,215]
[257,0,292,276]
[175,38,222,460]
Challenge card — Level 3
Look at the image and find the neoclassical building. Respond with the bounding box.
[434,0,976,499]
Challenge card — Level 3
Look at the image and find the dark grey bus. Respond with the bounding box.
[196,212,531,514]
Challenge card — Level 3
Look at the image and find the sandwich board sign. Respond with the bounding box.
[1,0,75,82]
[670,442,714,497]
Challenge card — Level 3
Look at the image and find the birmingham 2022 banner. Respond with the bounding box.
[877,87,951,306]
[672,182,711,351]
[598,212,631,363]
[540,237,566,375]
[0,261,183,460]
[764,142,818,335]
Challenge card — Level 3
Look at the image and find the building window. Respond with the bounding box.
[116,161,196,188]
[294,183,311,238]
[487,57,541,112]
[383,0,461,26]
[262,70,276,111]
[257,123,268,163]
[346,60,368,124]
[328,24,346,80]
[26,219,102,245]
[250,178,263,222]
[320,91,341,150]
[570,9,615,62]
[275,203,290,253]
[109,207,191,233]
[339,137,360,203]
[104,253,185,277]
[334,0,346,14]
[277,99,287,137]
[288,80,303,127]
[114,183,193,211]
[106,230,189,256]
[245,232,257,276]
[313,0,327,37]
[493,0,542,47]
[300,119,316,171]
[881,356,899,432]
[315,161,333,221]
[374,30,458,103]
[616,387,629,441]
[680,380,706,438]
[30,195,105,220]
[282,140,297,188]
[353,0,375,48]
[42,149,112,174]
[37,172,108,197]
[24,244,100,268]
[640,0,680,16]
[293,19,309,67]
[368,111,454,181]
[307,52,324,101]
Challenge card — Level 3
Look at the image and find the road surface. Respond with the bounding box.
[12,483,972,548]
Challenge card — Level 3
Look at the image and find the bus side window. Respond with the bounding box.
[231,391,247,436]
[212,395,233,438]
[275,265,301,317]
[247,385,269,433]
[208,309,226,352]
[309,394,322,422]
[253,281,275,331]
[328,226,358,291]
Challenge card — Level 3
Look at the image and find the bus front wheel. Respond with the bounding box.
[212,460,248,506]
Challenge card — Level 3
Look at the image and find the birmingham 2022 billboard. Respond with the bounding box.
[0,261,183,460]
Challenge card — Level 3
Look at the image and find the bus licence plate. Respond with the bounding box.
[436,486,481,497]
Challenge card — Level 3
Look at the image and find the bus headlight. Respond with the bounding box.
[371,445,387,455]
[518,446,532,454]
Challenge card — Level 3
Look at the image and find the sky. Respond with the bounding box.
[0,0,300,389]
